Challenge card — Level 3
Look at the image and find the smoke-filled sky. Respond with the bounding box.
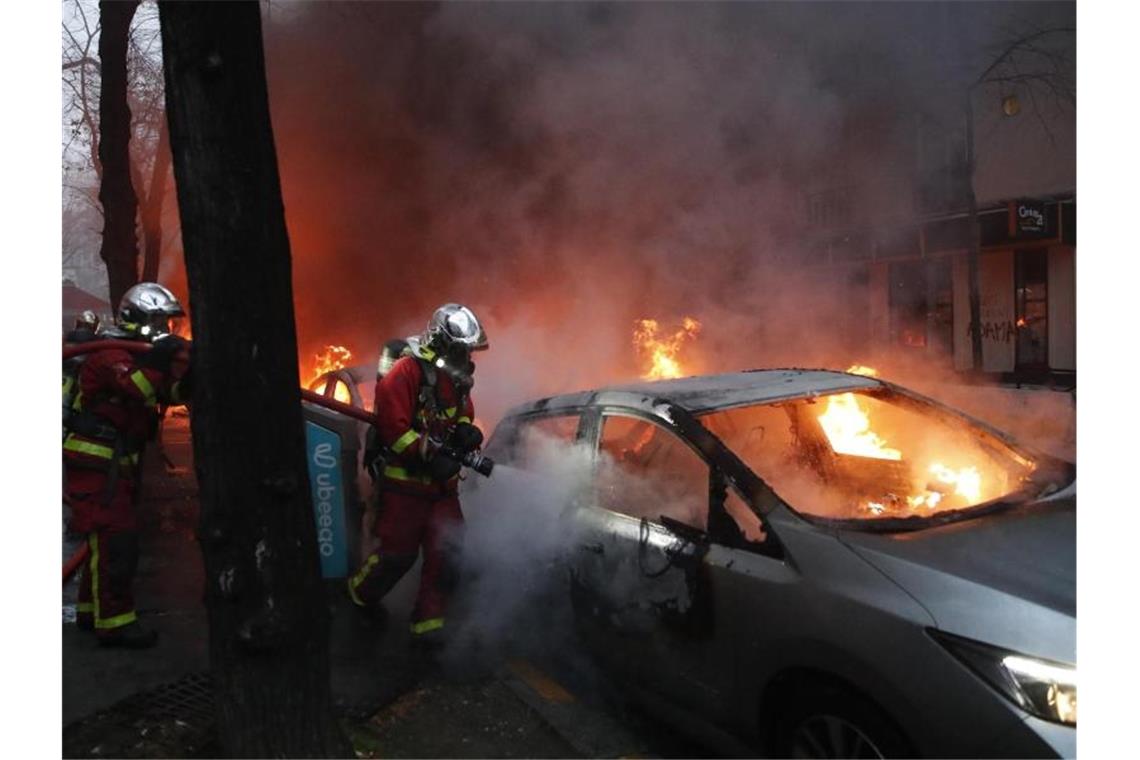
[247,1,1074,423]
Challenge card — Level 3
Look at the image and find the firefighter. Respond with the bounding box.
[348,304,488,646]
[64,283,192,648]
[63,311,104,435]
[65,310,102,344]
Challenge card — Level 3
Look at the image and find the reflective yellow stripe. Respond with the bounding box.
[63,436,138,465]
[347,554,379,607]
[457,416,472,424]
[96,610,138,630]
[63,376,74,395]
[130,370,157,407]
[64,437,113,459]
[90,533,138,630]
[391,429,421,454]
[382,465,434,484]
[410,617,444,635]
[76,602,94,613]
[443,406,457,418]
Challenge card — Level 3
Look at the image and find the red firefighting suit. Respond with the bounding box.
[63,344,188,634]
[347,354,474,637]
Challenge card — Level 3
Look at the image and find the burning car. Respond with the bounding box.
[480,368,1075,758]
[308,362,374,410]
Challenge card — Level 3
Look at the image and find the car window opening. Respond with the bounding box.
[699,390,1047,524]
[596,415,710,532]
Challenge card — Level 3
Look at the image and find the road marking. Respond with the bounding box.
[507,659,575,704]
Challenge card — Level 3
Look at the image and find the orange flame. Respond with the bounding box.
[308,345,353,404]
[633,317,701,380]
[821,365,994,516]
[846,364,878,377]
[818,392,902,460]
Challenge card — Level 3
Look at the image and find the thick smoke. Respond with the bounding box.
[247,1,1073,431]
[443,432,594,666]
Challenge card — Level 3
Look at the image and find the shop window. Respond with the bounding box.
[597,415,709,530]
[926,258,953,360]
[1015,250,1048,369]
[889,260,927,348]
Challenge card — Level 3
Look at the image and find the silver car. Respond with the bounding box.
[482,369,1075,759]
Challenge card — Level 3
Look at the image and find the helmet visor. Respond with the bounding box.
[442,308,488,350]
[138,313,174,339]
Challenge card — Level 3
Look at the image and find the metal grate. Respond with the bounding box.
[63,672,217,758]
[131,671,216,727]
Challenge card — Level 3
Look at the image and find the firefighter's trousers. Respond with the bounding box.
[66,467,141,632]
[348,488,464,636]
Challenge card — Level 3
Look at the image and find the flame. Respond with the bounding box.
[817,392,902,460]
[846,364,878,377]
[308,344,353,404]
[929,462,982,502]
[633,317,701,380]
[1016,317,1027,328]
[819,375,996,516]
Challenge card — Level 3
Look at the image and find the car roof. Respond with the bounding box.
[503,368,883,418]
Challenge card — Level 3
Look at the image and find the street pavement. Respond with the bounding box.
[62,414,692,758]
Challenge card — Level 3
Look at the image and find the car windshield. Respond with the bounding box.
[699,389,1056,524]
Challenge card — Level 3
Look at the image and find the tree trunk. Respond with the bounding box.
[158,3,350,757]
[141,118,171,282]
[97,0,141,309]
[964,94,984,372]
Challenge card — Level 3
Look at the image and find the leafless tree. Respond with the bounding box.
[63,0,174,296]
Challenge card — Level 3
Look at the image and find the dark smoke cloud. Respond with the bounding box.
[253,1,1073,423]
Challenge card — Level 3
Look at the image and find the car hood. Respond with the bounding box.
[837,495,1075,662]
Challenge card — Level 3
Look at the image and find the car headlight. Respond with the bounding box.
[930,629,1076,726]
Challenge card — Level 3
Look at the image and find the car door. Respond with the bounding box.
[570,409,740,716]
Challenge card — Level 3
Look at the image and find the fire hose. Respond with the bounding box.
[63,341,493,583]
[297,388,494,476]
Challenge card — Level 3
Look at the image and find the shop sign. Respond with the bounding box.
[1008,199,1049,238]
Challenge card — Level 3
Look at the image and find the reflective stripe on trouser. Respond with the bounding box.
[368,489,465,629]
[348,551,417,608]
[410,618,444,635]
[77,530,139,630]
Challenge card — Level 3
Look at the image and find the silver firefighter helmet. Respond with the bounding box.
[423,303,489,357]
[75,310,101,332]
[407,304,488,389]
[117,282,185,341]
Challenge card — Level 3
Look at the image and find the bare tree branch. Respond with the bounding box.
[63,56,99,71]
[974,27,1075,87]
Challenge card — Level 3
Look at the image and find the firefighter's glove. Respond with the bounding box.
[428,452,462,482]
[138,335,190,373]
[449,422,483,454]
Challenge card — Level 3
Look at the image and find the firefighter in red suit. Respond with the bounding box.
[348,304,488,645]
[64,283,191,648]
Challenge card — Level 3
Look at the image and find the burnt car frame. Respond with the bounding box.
[479,369,1075,759]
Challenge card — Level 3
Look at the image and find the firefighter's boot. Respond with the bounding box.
[97,621,158,649]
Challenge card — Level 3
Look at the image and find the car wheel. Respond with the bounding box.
[770,683,914,759]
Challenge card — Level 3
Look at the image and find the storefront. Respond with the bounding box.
[862,196,1075,384]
